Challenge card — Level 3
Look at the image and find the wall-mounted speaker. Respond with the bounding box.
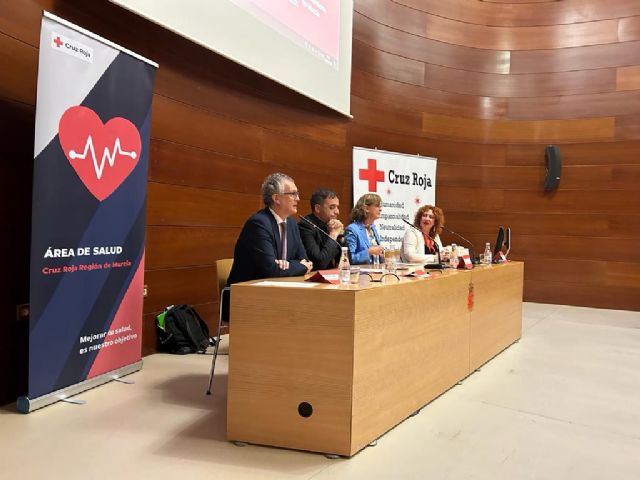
[544,145,561,191]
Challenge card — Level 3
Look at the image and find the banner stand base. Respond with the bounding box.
[17,360,143,414]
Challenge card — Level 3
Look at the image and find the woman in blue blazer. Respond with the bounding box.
[345,193,385,264]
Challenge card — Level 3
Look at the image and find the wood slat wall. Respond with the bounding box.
[1,0,639,404]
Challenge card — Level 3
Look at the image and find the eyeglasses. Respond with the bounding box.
[358,272,401,286]
[281,191,300,198]
[422,214,435,219]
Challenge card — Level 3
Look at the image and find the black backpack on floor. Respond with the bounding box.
[156,304,211,354]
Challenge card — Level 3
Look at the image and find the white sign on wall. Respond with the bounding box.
[352,147,437,247]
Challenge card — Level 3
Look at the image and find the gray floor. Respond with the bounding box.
[1,303,639,479]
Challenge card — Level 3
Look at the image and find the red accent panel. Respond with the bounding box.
[87,253,145,378]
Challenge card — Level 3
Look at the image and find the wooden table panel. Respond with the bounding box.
[351,273,471,453]
[227,286,356,456]
[228,264,524,456]
[470,263,524,371]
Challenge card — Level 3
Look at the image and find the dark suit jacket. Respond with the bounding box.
[227,208,309,286]
[298,214,343,270]
[223,208,309,321]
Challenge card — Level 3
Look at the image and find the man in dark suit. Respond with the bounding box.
[298,189,344,270]
[224,174,313,319]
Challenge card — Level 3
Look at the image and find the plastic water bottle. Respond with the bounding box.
[483,242,492,265]
[339,247,351,285]
[450,243,458,268]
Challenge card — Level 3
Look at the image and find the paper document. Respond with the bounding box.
[253,281,319,288]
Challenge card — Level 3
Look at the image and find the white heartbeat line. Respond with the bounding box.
[69,136,137,180]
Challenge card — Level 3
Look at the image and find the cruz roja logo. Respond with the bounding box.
[388,169,433,191]
[51,31,93,63]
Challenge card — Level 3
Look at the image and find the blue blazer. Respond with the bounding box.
[344,222,381,265]
[227,208,309,286]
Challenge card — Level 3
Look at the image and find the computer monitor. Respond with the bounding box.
[504,227,511,255]
[493,226,504,260]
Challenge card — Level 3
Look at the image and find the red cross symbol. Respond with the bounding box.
[359,158,384,192]
[54,36,63,48]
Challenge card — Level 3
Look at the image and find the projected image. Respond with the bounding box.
[229,0,340,69]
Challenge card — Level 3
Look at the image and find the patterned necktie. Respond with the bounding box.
[280,222,287,260]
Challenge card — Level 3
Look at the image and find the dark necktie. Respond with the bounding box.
[280,222,287,260]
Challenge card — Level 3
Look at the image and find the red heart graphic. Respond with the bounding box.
[58,106,141,201]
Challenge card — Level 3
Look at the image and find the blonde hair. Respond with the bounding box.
[350,193,382,223]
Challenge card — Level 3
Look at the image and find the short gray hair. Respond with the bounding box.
[261,173,294,207]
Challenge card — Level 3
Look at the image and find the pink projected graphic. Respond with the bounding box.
[230,0,340,69]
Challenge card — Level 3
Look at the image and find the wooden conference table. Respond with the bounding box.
[227,261,524,457]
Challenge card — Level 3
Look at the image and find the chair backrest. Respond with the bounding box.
[215,258,234,294]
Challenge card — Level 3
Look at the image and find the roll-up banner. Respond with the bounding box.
[352,147,437,247]
[18,12,158,413]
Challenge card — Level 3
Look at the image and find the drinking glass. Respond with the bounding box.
[349,266,361,284]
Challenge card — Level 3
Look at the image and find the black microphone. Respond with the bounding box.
[401,218,444,268]
[298,215,342,247]
[442,226,477,264]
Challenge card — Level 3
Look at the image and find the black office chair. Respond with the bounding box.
[206,258,233,396]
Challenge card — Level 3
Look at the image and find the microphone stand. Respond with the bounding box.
[441,226,477,264]
[298,215,342,247]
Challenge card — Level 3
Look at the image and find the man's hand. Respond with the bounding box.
[300,259,313,273]
[327,219,344,239]
[275,259,290,270]
[368,245,384,256]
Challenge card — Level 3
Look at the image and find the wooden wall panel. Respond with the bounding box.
[147,183,261,227]
[145,226,239,270]
[524,281,639,311]
[615,114,640,139]
[424,65,616,97]
[0,33,37,104]
[149,140,272,193]
[422,17,620,51]
[352,39,426,85]
[352,70,507,120]
[510,41,640,73]
[155,65,348,147]
[349,124,510,164]
[617,65,640,91]
[144,266,217,313]
[440,187,640,230]
[503,190,640,214]
[507,91,640,120]
[151,96,264,162]
[442,212,637,237]
[351,96,423,136]
[505,141,640,166]
[0,0,51,45]
[422,113,616,143]
[150,139,348,195]
[437,164,640,190]
[393,0,640,27]
[618,15,640,41]
[262,131,351,174]
[353,12,510,74]
[509,236,640,263]
[355,0,428,38]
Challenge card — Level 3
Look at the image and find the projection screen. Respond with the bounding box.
[110,0,353,116]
